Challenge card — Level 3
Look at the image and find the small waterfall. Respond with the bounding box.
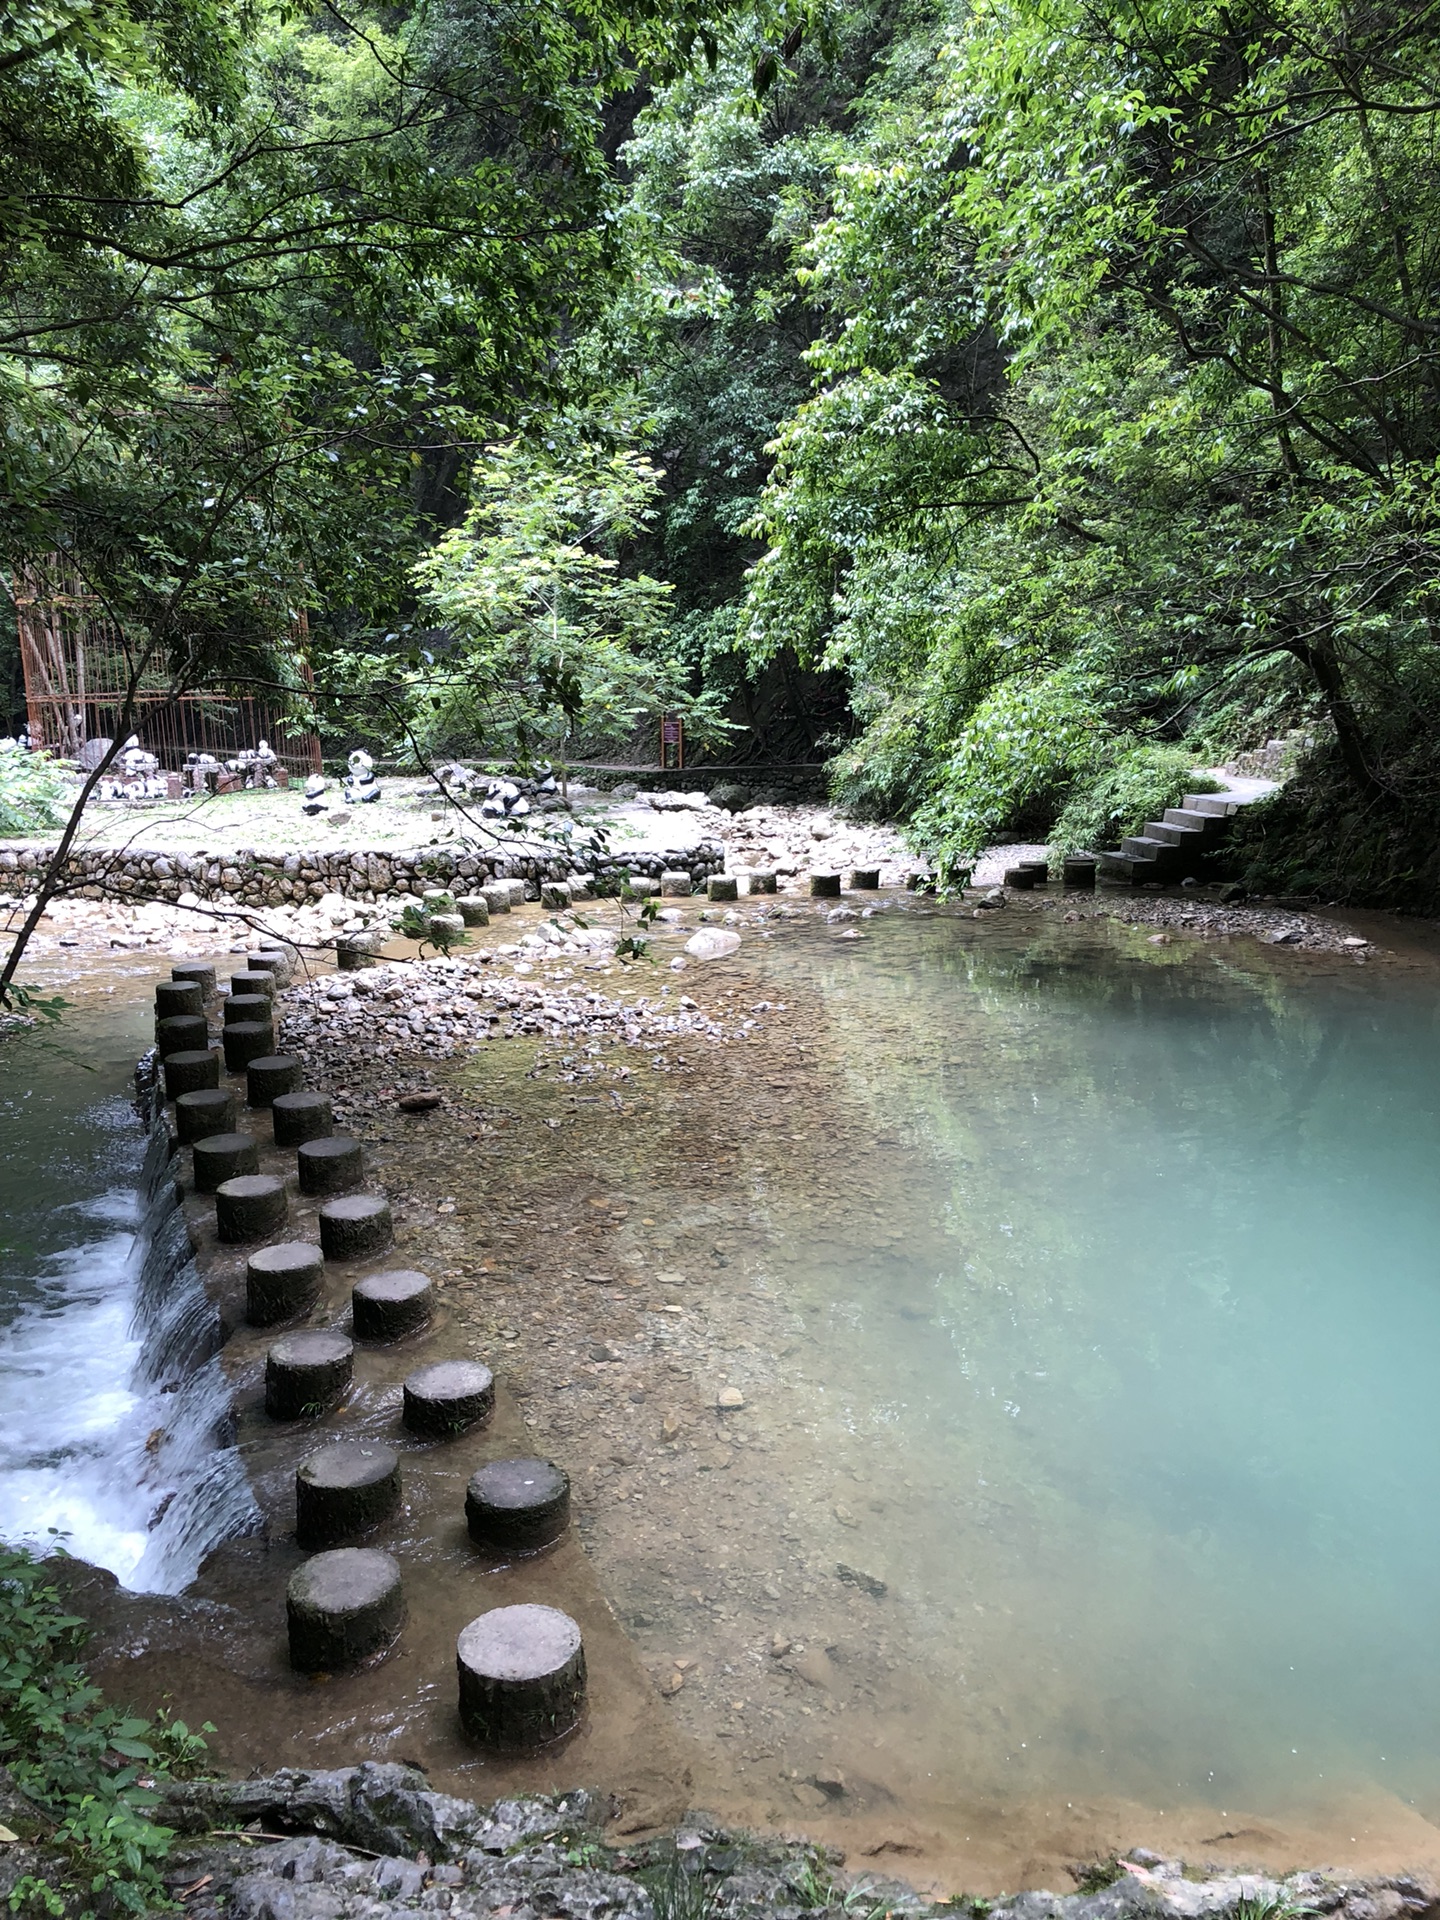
[0,1059,259,1594]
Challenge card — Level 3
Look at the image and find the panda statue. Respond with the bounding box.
[344,749,381,804]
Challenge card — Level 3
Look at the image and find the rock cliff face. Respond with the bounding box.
[2,1762,1433,1920]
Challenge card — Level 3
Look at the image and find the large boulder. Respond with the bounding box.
[707,782,752,813]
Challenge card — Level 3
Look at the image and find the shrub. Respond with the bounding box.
[1049,745,1220,854]
[0,1546,211,1916]
[0,751,69,838]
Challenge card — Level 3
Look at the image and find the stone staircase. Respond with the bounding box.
[1096,791,1252,885]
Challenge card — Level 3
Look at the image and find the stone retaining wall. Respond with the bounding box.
[0,840,723,908]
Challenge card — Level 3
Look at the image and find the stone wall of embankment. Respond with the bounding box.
[0,839,723,908]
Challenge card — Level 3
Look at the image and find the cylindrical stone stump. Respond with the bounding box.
[295,1441,401,1548]
[481,886,511,914]
[849,868,880,890]
[231,971,275,1001]
[403,1360,494,1439]
[746,871,777,895]
[223,1020,275,1072]
[456,1604,585,1749]
[659,871,692,897]
[216,1173,288,1243]
[163,1049,220,1098]
[319,1195,393,1263]
[1004,865,1039,890]
[465,1457,570,1553]
[192,1131,260,1193]
[157,1014,209,1055]
[273,1090,333,1147]
[539,883,570,910]
[171,962,216,997]
[246,1241,325,1325]
[155,980,204,1022]
[352,1269,431,1340]
[250,949,294,986]
[298,1135,364,1197]
[247,1054,303,1108]
[336,935,381,972]
[1063,856,1098,889]
[810,873,841,898]
[266,1328,354,1420]
[457,896,490,927]
[224,992,272,1026]
[174,1088,237,1146]
[287,1548,403,1673]
[707,875,738,902]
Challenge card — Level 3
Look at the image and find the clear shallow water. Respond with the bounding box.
[0,960,255,1590]
[747,911,1440,1823]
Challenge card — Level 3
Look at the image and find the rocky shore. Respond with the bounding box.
[2,1762,1432,1920]
[0,795,1392,972]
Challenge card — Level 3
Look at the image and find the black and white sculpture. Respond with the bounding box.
[344,749,381,805]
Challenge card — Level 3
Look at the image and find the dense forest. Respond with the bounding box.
[4,0,1440,901]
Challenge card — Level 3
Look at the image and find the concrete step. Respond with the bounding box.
[1183,793,1240,816]
[1121,834,1182,862]
[1164,807,1224,832]
[1097,850,1160,880]
[1144,820,1203,847]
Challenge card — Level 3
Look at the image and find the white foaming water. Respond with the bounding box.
[0,1131,258,1595]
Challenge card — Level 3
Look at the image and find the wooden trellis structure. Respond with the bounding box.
[9,566,322,777]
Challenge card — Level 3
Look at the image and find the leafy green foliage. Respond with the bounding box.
[0,1546,212,1916]
[0,752,69,838]
[391,903,467,958]
[1050,752,1221,858]
[405,438,731,768]
[704,0,1440,890]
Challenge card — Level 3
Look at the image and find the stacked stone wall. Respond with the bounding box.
[0,841,723,908]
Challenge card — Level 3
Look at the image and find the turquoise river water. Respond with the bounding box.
[731,909,1440,1842]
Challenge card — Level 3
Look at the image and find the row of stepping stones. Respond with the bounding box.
[153,956,586,1749]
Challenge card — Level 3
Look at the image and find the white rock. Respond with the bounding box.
[685,929,741,961]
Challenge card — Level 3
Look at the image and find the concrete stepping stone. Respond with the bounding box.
[223,1020,275,1072]
[174,1088,236,1146]
[456,1604,585,1748]
[849,868,880,889]
[296,1440,400,1548]
[266,1328,353,1420]
[155,980,204,1021]
[465,1456,570,1552]
[809,873,841,898]
[224,993,272,1026]
[157,1013,208,1056]
[287,1548,403,1672]
[403,1359,494,1439]
[192,1131,259,1193]
[297,1136,364,1197]
[246,1054,303,1108]
[272,1090,332,1147]
[216,1173,287,1242]
[163,1048,220,1098]
[319,1195,392,1262]
[230,970,274,1001]
[352,1269,431,1339]
[171,962,216,997]
[246,1241,324,1325]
